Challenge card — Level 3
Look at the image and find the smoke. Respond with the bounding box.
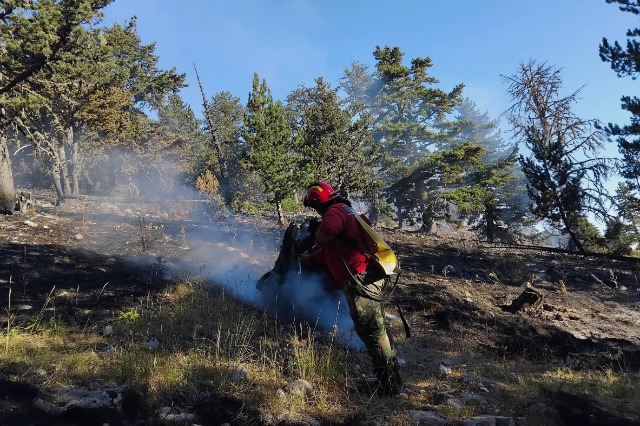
[158,210,365,350]
[26,146,365,349]
[190,227,363,349]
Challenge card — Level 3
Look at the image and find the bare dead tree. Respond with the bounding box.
[193,64,232,204]
[503,60,615,252]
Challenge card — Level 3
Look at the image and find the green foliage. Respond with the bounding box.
[341,46,465,227]
[574,217,604,252]
[119,308,141,323]
[231,196,271,215]
[386,143,486,229]
[25,315,66,336]
[615,183,640,241]
[280,198,303,213]
[243,73,309,224]
[287,77,381,197]
[450,99,528,241]
[603,217,635,255]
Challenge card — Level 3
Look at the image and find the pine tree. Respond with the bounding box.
[599,0,640,232]
[450,99,525,242]
[243,74,308,225]
[341,46,464,227]
[287,77,381,198]
[196,90,248,204]
[504,60,612,251]
[0,0,115,212]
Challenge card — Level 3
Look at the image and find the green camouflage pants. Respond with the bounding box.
[343,276,396,370]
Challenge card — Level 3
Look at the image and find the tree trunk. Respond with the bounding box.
[396,203,405,229]
[65,126,80,195]
[48,152,65,200]
[195,65,232,204]
[275,200,287,227]
[421,207,437,234]
[58,144,71,195]
[0,132,16,214]
[485,202,498,243]
[369,191,379,225]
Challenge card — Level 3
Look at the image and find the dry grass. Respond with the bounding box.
[3,275,640,424]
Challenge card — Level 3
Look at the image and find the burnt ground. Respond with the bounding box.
[1,196,640,425]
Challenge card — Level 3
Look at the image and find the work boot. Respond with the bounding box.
[374,359,403,397]
[390,357,403,388]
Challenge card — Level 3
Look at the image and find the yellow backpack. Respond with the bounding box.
[352,213,400,277]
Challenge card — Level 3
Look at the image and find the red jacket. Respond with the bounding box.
[307,202,370,288]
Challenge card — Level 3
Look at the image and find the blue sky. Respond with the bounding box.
[102,1,637,141]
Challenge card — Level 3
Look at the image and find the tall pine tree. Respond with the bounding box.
[243,74,308,225]
[599,0,640,237]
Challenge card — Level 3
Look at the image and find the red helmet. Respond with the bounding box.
[304,182,337,208]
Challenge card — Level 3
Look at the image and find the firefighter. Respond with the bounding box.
[299,181,402,396]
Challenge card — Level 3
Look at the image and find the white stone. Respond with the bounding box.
[438,364,452,376]
[285,379,313,398]
[231,366,248,382]
[406,410,453,425]
[143,335,160,349]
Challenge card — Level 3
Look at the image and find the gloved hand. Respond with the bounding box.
[299,254,313,267]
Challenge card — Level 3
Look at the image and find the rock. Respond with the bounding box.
[34,387,124,415]
[438,364,452,376]
[285,379,313,398]
[143,335,160,349]
[160,412,195,422]
[231,366,248,382]
[463,416,516,426]
[495,417,516,426]
[24,220,38,228]
[33,397,64,415]
[460,374,474,383]
[446,398,464,409]
[406,410,453,425]
[351,364,361,376]
[102,325,113,336]
[460,392,486,403]
[15,304,33,311]
[74,234,83,240]
[440,358,455,367]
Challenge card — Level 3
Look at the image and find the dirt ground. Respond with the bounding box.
[1,195,640,425]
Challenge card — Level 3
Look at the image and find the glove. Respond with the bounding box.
[299,254,313,267]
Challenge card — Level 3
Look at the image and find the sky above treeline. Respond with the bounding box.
[102,1,637,144]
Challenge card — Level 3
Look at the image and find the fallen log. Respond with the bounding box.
[501,287,545,314]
